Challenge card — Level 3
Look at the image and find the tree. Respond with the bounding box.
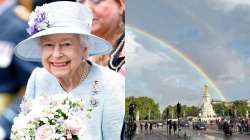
[183,105,199,117]
[162,104,199,119]
[233,100,249,117]
[162,107,169,120]
[212,102,227,116]
[125,96,161,121]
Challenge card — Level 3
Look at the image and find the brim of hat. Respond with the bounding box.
[14,27,112,62]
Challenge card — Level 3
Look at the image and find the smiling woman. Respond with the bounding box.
[13,1,124,140]
[39,34,89,92]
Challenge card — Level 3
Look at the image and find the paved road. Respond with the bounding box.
[130,127,182,140]
[130,127,250,140]
[185,128,250,140]
[132,132,165,140]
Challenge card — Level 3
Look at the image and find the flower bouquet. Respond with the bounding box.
[11,94,92,140]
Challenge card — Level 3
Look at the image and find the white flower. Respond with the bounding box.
[11,94,91,139]
[12,114,29,130]
[35,125,55,140]
[64,116,87,136]
[48,114,54,119]
[27,109,44,121]
[59,137,66,140]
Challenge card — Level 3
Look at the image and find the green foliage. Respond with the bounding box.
[72,135,79,140]
[162,100,249,119]
[183,105,199,117]
[125,96,161,121]
[162,105,199,119]
[212,102,227,116]
[232,100,249,117]
[213,100,250,117]
[126,96,250,120]
[162,105,176,119]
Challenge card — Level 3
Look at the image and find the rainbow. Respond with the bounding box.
[127,25,226,101]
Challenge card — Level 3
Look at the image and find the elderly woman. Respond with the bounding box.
[14,1,124,140]
[78,0,125,75]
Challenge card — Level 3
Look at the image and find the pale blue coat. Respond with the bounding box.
[23,62,125,140]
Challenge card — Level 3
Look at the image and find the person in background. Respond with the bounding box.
[169,120,172,135]
[149,122,153,134]
[32,0,75,8]
[173,121,177,134]
[0,0,74,139]
[0,0,39,139]
[78,1,126,139]
[0,0,31,113]
[78,0,125,76]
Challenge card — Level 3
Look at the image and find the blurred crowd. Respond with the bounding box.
[0,0,125,139]
[217,117,250,134]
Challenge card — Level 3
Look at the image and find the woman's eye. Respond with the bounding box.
[62,42,72,47]
[42,43,54,48]
[78,0,103,4]
[78,0,85,3]
[92,0,103,4]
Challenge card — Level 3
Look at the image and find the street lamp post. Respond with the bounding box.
[127,103,136,140]
[177,102,181,136]
[166,108,169,135]
[148,109,151,121]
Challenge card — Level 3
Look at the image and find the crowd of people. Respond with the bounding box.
[217,117,250,135]
[140,122,154,134]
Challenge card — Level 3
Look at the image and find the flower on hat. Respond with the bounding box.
[27,5,51,35]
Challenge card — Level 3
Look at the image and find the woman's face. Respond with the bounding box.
[79,0,124,36]
[39,34,88,79]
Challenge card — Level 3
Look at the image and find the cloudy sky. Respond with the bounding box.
[126,0,250,110]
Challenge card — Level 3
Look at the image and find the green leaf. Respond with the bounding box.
[72,135,79,140]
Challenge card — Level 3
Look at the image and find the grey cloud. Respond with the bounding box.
[126,0,250,106]
[210,0,250,12]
